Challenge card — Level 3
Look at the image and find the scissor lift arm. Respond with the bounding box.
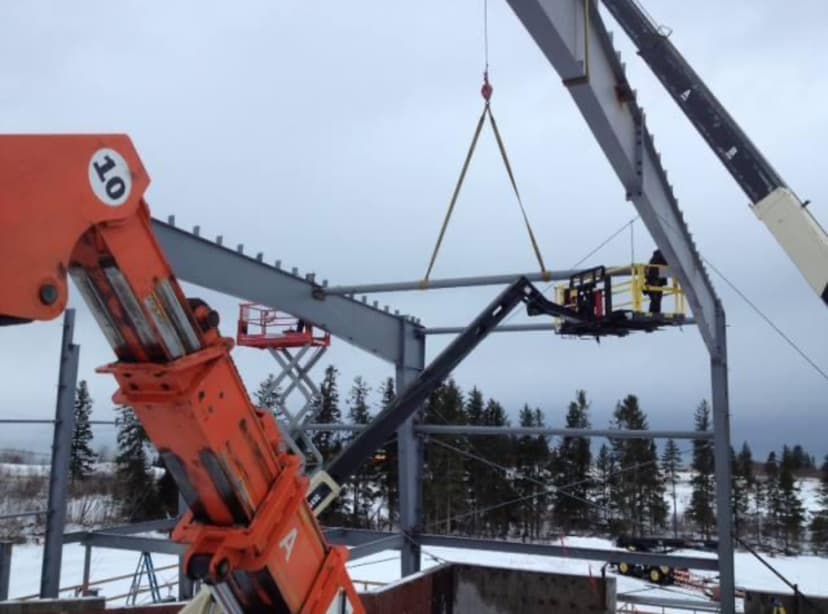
[601,0,828,305]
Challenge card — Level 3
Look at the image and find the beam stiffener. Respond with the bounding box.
[153,219,421,367]
[504,0,719,352]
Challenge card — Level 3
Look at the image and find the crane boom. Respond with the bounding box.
[601,0,828,305]
[0,135,362,614]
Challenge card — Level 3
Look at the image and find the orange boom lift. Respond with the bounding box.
[0,135,362,614]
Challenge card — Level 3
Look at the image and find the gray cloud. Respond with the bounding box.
[0,1,826,460]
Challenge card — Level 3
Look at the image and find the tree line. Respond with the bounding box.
[69,371,828,555]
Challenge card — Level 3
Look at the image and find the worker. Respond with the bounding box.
[770,596,787,614]
[645,249,668,314]
[296,319,306,334]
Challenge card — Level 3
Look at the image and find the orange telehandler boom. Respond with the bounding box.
[0,135,362,614]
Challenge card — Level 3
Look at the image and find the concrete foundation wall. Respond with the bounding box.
[361,563,615,614]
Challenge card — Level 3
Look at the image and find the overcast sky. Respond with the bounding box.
[0,1,826,462]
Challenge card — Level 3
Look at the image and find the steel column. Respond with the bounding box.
[503,0,719,353]
[177,495,194,600]
[711,302,735,613]
[40,309,79,598]
[82,545,92,594]
[396,330,425,577]
[0,541,11,601]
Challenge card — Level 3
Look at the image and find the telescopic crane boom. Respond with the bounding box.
[0,134,608,614]
[601,0,828,305]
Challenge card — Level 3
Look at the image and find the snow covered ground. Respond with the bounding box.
[7,534,827,611]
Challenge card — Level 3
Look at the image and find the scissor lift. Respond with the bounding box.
[237,303,331,470]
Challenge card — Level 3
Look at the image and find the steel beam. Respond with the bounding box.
[711,302,735,614]
[0,542,11,601]
[40,309,79,599]
[504,0,719,352]
[425,320,696,335]
[426,323,560,335]
[619,594,720,612]
[416,425,711,440]
[302,424,712,441]
[417,534,718,571]
[324,529,405,561]
[326,270,579,295]
[396,353,424,576]
[153,219,421,367]
[76,532,187,555]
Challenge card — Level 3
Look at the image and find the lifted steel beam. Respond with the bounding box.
[325,270,579,296]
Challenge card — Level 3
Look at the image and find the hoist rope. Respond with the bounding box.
[422,105,489,285]
[422,0,548,284]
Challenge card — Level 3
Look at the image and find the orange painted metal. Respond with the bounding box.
[0,135,363,613]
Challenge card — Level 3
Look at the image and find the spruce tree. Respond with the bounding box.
[609,395,664,536]
[552,390,592,532]
[514,405,550,540]
[375,377,398,530]
[809,455,828,554]
[736,442,756,539]
[70,380,97,483]
[478,398,515,537]
[464,387,487,535]
[311,366,342,461]
[254,373,281,412]
[764,451,782,546]
[114,406,161,521]
[312,366,344,523]
[346,376,376,528]
[778,449,805,553]
[731,446,750,540]
[688,401,715,539]
[594,443,615,532]
[661,439,682,539]
[423,380,468,533]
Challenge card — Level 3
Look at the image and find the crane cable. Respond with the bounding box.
[422,0,549,285]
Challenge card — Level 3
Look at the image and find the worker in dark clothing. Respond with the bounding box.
[645,249,668,314]
[296,319,306,334]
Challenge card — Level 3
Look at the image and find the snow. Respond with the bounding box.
[7,534,828,612]
[9,542,180,605]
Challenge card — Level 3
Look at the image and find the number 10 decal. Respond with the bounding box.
[89,148,132,207]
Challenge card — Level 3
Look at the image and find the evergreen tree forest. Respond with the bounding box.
[70,380,97,483]
[56,369,828,555]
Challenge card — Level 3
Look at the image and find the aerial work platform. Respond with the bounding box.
[236,303,331,469]
[553,263,686,337]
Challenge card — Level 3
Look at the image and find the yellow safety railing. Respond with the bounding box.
[556,264,685,319]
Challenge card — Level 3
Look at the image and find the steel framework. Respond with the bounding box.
[3,3,738,611]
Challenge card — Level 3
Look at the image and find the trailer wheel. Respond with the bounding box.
[618,562,631,575]
[648,567,664,584]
